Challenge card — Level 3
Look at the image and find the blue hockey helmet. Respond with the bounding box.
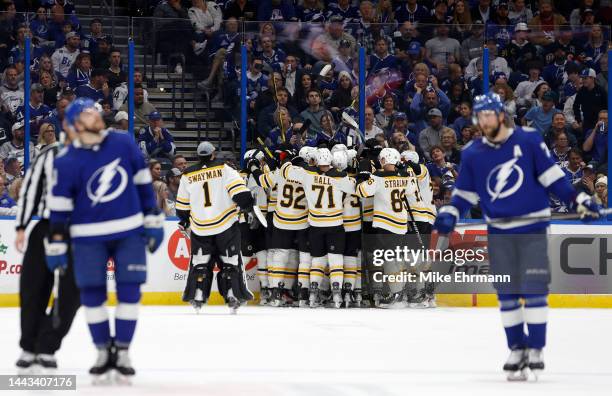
[65,97,98,127]
[472,92,504,125]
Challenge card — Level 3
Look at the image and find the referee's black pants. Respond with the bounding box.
[19,220,80,355]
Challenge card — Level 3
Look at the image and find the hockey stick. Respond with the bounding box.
[454,207,612,228]
[255,137,274,159]
[341,112,366,142]
[51,268,62,329]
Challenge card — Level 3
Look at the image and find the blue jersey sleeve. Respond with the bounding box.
[526,129,576,204]
[450,144,480,216]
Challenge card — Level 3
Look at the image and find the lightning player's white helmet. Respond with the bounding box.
[378,148,400,166]
[331,144,348,154]
[315,148,333,166]
[331,150,348,171]
[299,146,316,162]
[401,150,419,164]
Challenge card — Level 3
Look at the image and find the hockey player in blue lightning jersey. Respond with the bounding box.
[45,98,164,384]
[433,92,603,381]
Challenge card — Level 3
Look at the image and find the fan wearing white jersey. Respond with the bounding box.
[279,148,355,308]
[355,148,416,308]
[176,142,255,313]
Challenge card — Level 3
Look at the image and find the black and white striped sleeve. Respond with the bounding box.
[15,145,57,230]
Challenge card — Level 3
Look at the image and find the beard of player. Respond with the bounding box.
[71,109,106,145]
[479,111,509,143]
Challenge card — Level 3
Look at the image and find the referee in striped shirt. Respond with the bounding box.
[14,140,80,373]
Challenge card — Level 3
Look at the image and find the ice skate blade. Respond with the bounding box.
[298,300,308,308]
[17,366,38,376]
[379,301,409,309]
[505,369,528,382]
[92,372,113,386]
[114,371,134,386]
[530,369,542,381]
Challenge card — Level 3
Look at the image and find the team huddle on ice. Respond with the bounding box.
[177,139,437,312]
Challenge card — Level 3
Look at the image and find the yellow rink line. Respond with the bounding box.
[1,293,612,308]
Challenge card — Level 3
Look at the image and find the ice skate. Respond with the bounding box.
[36,354,57,373]
[114,347,135,385]
[226,290,241,315]
[528,349,544,380]
[281,289,296,307]
[15,351,36,375]
[503,349,528,381]
[379,292,409,309]
[331,282,342,309]
[269,287,284,307]
[190,287,206,313]
[90,345,114,385]
[372,292,382,308]
[259,287,271,306]
[351,289,363,308]
[298,288,309,307]
[309,282,320,308]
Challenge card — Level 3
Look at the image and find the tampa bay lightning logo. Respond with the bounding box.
[86,158,128,206]
[486,157,524,202]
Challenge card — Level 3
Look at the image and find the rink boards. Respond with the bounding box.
[1,218,612,308]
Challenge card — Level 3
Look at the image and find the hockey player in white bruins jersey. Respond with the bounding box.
[279,148,355,308]
[248,145,310,307]
[355,148,416,308]
[176,142,256,313]
[331,148,363,307]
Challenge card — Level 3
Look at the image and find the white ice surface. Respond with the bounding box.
[0,306,611,396]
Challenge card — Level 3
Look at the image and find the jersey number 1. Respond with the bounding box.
[202,182,212,207]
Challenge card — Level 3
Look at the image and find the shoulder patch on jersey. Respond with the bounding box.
[521,126,538,133]
[56,145,70,159]
[461,140,475,151]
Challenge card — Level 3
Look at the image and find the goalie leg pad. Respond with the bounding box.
[182,262,214,302]
[217,259,254,302]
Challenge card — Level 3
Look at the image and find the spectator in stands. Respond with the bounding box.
[106,48,126,90]
[509,0,533,24]
[410,85,451,133]
[189,0,223,39]
[307,111,344,146]
[596,55,607,92]
[585,24,607,70]
[75,68,110,104]
[493,83,516,122]
[223,0,257,20]
[465,38,510,81]
[8,25,45,67]
[66,52,91,89]
[4,156,21,185]
[0,121,34,166]
[15,84,52,138]
[113,68,147,110]
[364,106,384,140]
[34,54,64,88]
[153,180,176,216]
[582,110,608,167]
[100,100,114,126]
[461,21,485,66]
[153,0,192,72]
[47,3,79,45]
[149,159,162,182]
[82,18,111,56]
[450,0,472,40]
[505,23,538,75]
[0,65,23,115]
[544,112,577,147]
[172,155,187,172]
[114,110,128,130]
[451,102,472,138]
[471,0,493,23]
[258,35,286,72]
[441,128,461,165]
[30,7,51,46]
[266,107,294,150]
[528,0,567,46]
[300,89,327,139]
[375,94,398,133]
[197,18,240,101]
[91,36,111,69]
[427,145,459,181]
[138,111,176,160]
[486,1,513,49]
[312,16,357,56]
[119,84,157,130]
[523,91,559,134]
[514,61,544,108]
[40,70,61,107]
[43,97,69,137]
[564,148,585,183]
[294,73,313,112]
[394,0,429,25]
[0,174,16,209]
[329,71,354,116]
[51,31,80,78]
[542,44,569,90]
[166,167,182,202]
[594,176,608,208]
[425,25,460,76]
[282,55,302,97]
[420,108,456,161]
[257,0,297,21]
[258,87,298,137]
[549,129,571,165]
[34,122,56,157]
[574,164,596,197]
[574,68,607,132]
[8,176,21,203]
